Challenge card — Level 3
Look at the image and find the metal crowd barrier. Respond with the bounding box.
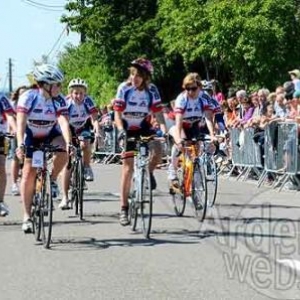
[224,122,300,191]
[261,122,300,191]
[93,126,122,164]
[227,127,263,181]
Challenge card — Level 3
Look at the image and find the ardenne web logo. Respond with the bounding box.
[199,197,300,299]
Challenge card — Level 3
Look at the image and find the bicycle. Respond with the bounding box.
[125,135,156,238]
[30,144,58,249]
[67,133,92,220]
[169,135,209,222]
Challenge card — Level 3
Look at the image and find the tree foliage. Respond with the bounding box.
[59,0,300,97]
[58,42,118,106]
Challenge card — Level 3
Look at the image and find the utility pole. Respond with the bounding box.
[80,0,86,43]
[8,58,13,93]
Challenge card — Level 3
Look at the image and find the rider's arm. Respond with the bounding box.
[57,114,72,145]
[204,109,215,139]
[16,112,27,147]
[114,111,124,131]
[154,111,167,134]
[174,113,183,145]
[5,112,17,133]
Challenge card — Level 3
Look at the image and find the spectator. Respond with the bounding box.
[274,93,288,118]
[236,89,247,119]
[288,69,300,91]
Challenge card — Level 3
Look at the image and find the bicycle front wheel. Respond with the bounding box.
[205,154,218,207]
[171,167,186,217]
[140,168,153,238]
[32,193,42,242]
[41,171,53,249]
[128,176,138,231]
[78,158,84,220]
[192,159,208,222]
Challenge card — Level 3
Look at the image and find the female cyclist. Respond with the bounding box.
[0,93,17,216]
[59,78,100,209]
[16,64,72,233]
[113,58,167,226]
[168,73,216,186]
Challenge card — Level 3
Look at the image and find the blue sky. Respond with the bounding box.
[0,0,79,91]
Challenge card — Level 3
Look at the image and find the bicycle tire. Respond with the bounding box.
[171,166,186,216]
[71,160,79,216]
[41,171,53,249]
[140,168,153,238]
[205,154,218,207]
[78,158,84,220]
[32,190,42,242]
[192,159,208,222]
[128,176,138,231]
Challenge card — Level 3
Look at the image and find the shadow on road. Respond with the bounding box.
[49,235,200,251]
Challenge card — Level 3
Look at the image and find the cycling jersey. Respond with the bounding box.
[113,82,162,130]
[17,89,68,138]
[205,92,222,114]
[0,93,14,133]
[67,96,97,131]
[174,90,212,128]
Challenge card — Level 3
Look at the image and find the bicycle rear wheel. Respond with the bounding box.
[41,171,53,249]
[171,167,186,216]
[140,168,153,238]
[205,154,218,207]
[192,159,208,222]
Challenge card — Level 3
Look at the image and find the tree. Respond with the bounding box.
[58,42,118,106]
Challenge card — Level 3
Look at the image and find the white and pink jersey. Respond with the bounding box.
[0,94,14,133]
[17,89,68,138]
[174,90,212,128]
[113,82,162,130]
[67,96,97,130]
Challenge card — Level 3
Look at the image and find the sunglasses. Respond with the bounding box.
[185,86,198,92]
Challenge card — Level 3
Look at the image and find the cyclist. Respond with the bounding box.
[0,93,17,216]
[113,58,167,226]
[59,78,100,209]
[167,73,216,186]
[9,86,28,196]
[201,80,226,133]
[16,64,72,233]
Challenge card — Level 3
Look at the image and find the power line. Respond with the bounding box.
[21,0,64,11]
[25,0,65,8]
[46,26,68,59]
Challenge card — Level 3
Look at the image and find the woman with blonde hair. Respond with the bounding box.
[167,72,215,186]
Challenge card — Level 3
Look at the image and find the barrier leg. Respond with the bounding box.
[277,174,289,192]
[257,170,267,187]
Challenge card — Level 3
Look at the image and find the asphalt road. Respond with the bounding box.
[1,162,300,300]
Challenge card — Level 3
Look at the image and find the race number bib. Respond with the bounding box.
[32,150,44,168]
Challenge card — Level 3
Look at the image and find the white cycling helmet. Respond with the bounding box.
[33,64,64,84]
[68,78,88,90]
